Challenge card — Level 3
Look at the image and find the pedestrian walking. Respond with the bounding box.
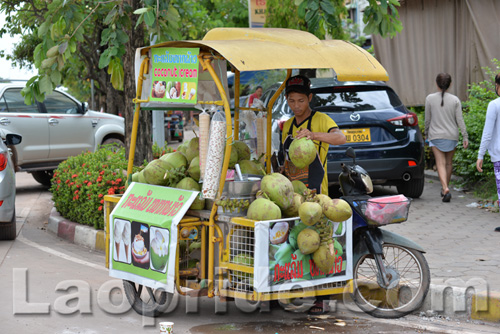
[476,73,500,232]
[425,73,469,202]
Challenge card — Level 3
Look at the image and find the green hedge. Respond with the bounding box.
[50,146,139,229]
[453,59,500,193]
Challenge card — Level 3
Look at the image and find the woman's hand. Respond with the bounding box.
[476,159,483,172]
[463,139,469,149]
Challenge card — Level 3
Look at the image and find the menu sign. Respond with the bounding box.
[108,182,198,293]
[150,47,200,104]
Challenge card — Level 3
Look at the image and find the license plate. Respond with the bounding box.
[341,128,371,143]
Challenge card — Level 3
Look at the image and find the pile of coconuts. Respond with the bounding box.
[246,137,352,274]
[247,175,352,274]
[126,138,263,210]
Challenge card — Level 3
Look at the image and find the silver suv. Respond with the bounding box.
[0,82,125,186]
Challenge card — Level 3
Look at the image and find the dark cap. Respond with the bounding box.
[285,75,311,96]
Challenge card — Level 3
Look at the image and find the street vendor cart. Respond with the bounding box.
[104,27,390,317]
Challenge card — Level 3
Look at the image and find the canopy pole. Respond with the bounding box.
[265,69,292,173]
[234,70,240,140]
[198,54,232,298]
[129,57,150,176]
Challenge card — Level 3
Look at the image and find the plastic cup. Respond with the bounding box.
[159,321,174,333]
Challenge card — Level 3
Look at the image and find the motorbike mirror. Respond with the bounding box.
[345,147,356,163]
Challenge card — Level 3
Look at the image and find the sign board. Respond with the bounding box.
[253,217,352,293]
[150,47,200,104]
[109,182,198,293]
[248,0,267,28]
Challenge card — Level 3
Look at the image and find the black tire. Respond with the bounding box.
[101,138,125,151]
[31,170,54,187]
[352,244,430,319]
[397,177,425,198]
[123,280,172,317]
[0,210,16,240]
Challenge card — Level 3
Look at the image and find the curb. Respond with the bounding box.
[47,207,105,252]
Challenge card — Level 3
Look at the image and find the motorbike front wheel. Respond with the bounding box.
[123,280,173,317]
[352,244,430,318]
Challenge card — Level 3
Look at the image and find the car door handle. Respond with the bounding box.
[0,117,11,126]
[48,118,60,125]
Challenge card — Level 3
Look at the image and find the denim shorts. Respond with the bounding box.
[429,139,458,152]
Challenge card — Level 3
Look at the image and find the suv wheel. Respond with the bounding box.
[31,170,54,187]
[0,211,16,240]
[397,177,425,198]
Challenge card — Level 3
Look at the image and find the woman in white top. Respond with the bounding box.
[476,73,500,232]
[425,73,469,202]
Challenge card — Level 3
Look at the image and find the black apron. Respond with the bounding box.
[283,113,325,193]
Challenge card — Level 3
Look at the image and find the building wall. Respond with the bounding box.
[372,0,500,106]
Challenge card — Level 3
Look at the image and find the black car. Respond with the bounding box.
[265,78,425,198]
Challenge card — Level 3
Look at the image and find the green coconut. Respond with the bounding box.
[187,156,201,182]
[228,147,238,169]
[238,159,265,176]
[289,137,317,169]
[283,193,304,217]
[137,170,147,184]
[260,173,294,210]
[312,244,335,274]
[143,159,173,185]
[150,239,168,270]
[233,140,251,161]
[298,201,322,226]
[160,151,188,169]
[322,198,352,222]
[185,137,200,163]
[291,180,308,196]
[247,198,282,221]
[175,177,205,210]
[177,141,188,154]
[297,228,320,255]
[131,172,140,182]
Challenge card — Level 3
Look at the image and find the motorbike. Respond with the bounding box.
[339,147,430,318]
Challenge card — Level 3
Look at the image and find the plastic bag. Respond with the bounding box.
[201,110,226,199]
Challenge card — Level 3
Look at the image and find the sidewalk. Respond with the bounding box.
[47,169,500,322]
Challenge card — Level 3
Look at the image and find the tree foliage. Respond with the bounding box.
[266,0,402,40]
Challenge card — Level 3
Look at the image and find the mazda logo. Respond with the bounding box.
[350,113,361,121]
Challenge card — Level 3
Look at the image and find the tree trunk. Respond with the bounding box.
[123,0,151,165]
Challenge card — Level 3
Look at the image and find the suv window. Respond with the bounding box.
[311,87,402,111]
[43,91,80,114]
[0,88,39,113]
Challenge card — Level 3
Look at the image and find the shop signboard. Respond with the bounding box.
[253,217,352,293]
[150,47,200,104]
[108,182,198,293]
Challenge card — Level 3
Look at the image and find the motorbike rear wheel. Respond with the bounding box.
[123,280,172,317]
[352,244,430,318]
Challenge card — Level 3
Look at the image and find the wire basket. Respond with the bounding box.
[356,195,411,226]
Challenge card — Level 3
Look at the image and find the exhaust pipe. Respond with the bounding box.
[402,172,411,181]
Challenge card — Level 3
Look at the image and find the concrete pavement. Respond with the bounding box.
[46,168,500,322]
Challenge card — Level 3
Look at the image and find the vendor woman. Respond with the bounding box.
[279,74,346,315]
[280,74,346,197]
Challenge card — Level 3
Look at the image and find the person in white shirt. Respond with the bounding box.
[476,73,500,232]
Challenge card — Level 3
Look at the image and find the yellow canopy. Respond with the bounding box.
[138,28,388,81]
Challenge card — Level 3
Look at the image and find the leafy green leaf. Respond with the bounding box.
[319,0,335,15]
[50,71,62,86]
[297,0,308,18]
[39,75,53,95]
[144,10,155,27]
[305,8,318,22]
[38,21,50,38]
[133,8,150,15]
[307,0,319,11]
